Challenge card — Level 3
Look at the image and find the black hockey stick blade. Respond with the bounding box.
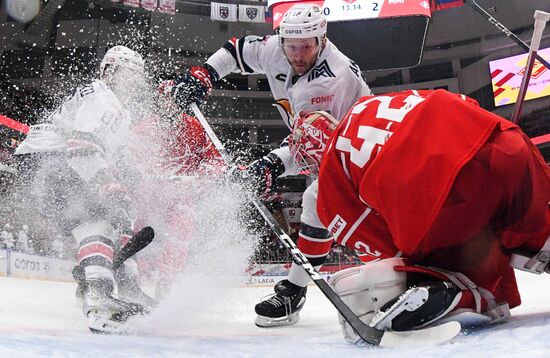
[113,226,155,269]
[313,276,384,344]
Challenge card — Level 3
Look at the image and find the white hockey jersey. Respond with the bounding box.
[15,80,132,182]
[206,35,372,129]
[16,80,131,157]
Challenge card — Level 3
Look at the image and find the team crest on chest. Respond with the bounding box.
[308,60,336,82]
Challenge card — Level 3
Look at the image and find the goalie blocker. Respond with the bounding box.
[330,258,510,344]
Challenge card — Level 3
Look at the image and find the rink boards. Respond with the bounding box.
[0,249,334,286]
[0,249,76,282]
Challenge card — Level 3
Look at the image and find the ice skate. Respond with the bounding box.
[83,278,146,334]
[255,279,307,327]
[370,281,462,331]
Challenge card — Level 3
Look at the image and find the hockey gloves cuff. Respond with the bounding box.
[160,64,218,110]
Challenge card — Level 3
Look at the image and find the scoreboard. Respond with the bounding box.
[268,0,431,28]
[268,0,432,70]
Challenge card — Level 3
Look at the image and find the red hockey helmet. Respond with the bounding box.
[289,111,338,176]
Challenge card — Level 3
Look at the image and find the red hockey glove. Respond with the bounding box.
[160,65,218,110]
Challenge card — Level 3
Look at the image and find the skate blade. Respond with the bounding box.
[370,287,429,330]
[87,310,129,335]
[255,312,300,328]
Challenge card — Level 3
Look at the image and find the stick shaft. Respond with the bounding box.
[511,11,550,124]
[190,103,232,163]
[190,102,385,345]
[469,0,550,69]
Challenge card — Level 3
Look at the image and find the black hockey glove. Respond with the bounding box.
[229,152,285,197]
[159,64,218,109]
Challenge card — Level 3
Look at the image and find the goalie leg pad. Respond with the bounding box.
[329,258,407,344]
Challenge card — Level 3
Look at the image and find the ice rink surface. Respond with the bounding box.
[0,270,548,358]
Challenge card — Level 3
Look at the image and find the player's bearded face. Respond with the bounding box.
[104,66,147,103]
[282,37,319,75]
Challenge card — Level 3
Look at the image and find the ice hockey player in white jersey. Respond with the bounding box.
[164,3,371,193]
[162,5,371,327]
[15,45,152,333]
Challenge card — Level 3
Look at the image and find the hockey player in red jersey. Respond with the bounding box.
[281,89,550,342]
[130,107,224,297]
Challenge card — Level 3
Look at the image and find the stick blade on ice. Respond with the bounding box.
[379,321,461,347]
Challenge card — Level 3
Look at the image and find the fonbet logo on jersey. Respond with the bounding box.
[328,215,347,240]
[311,94,335,105]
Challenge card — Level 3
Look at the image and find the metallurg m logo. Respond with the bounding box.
[308,60,335,82]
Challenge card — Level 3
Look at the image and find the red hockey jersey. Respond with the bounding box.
[316,89,550,307]
[132,112,224,176]
[317,90,505,256]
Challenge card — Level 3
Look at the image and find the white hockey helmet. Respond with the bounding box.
[278,4,327,46]
[99,45,144,79]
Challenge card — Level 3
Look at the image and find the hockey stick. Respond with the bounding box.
[510,11,550,124]
[73,226,154,291]
[113,226,155,270]
[190,103,461,347]
[468,0,550,70]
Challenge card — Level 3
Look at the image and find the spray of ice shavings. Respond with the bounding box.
[130,175,259,335]
[117,76,259,334]
[5,57,260,333]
